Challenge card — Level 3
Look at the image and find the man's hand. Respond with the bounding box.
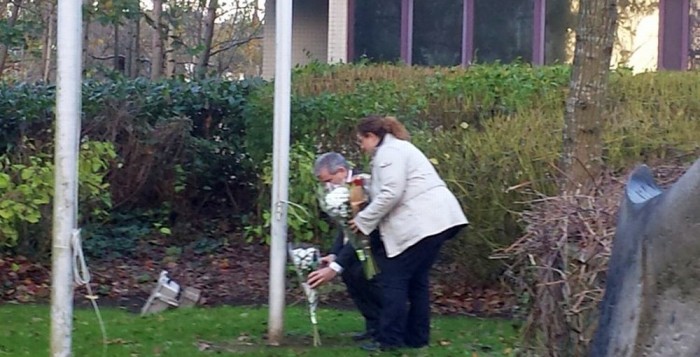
[307,267,337,289]
[319,254,336,267]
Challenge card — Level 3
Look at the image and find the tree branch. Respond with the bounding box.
[209,36,261,57]
[90,54,151,64]
[89,54,122,60]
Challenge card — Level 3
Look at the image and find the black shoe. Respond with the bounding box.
[405,343,429,349]
[351,330,374,341]
[360,341,399,352]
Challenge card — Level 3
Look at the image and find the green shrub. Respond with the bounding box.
[0,140,116,257]
[413,111,562,282]
[244,62,569,164]
[79,77,263,215]
[244,143,332,246]
[0,77,263,225]
[0,82,55,152]
[604,70,700,166]
[81,208,170,260]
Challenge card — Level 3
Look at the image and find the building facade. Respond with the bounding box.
[262,0,700,78]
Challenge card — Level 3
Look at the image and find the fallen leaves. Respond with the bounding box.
[1,233,514,317]
[0,256,49,303]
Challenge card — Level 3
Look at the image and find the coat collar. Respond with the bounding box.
[372,133,398,158]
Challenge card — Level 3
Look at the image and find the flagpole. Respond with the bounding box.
[267,0,293,346]
[51,0,83,354]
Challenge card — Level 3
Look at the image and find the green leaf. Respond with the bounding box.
[20,168,33,180]
[24,211,41,224]
[0,209,14,219]
[0,173,10,189]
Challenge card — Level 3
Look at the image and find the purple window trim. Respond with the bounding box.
[462,0,475,66]
[400,0,414,64]
[533,0,546,65]
[347,0,355,61]
[658,0,691,70]
[658,0,666,68]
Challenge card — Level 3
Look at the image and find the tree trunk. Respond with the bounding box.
[113,23,121,72]
[126,20,133,76]
[0,0,8,16]
[41,1,55,82]
[164,21,176,77]
[83,0,90,66]
[195,0,218,78]
[150,0,163,80]
[130,13,141,78]
[560,0,618,193]
[0,0,22,78]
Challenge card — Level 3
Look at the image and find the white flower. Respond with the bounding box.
[292,247,319,271]
[323,186,350,219]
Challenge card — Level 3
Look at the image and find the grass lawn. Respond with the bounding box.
[0,303,519,356]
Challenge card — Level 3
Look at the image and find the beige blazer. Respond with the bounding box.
[354,134,469,258]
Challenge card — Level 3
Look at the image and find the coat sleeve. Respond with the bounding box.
[329,226,344,256]
[354,147,407,235]
[329,226,356,270]
[335,240,357,270]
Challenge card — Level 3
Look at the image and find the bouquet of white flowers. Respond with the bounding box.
[318,176,379,280]
[288,243,322,347]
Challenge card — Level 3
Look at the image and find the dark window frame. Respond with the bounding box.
[348,0,691,70]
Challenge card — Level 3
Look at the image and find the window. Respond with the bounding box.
[412,0,463,66]
[350,0,560,66]
[473,0,535,63]
[352,0,402,62]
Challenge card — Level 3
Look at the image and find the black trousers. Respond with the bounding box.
[376,225,465,348]
[340,232,384,335]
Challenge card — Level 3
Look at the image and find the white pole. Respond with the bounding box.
[51,0,82,354]
[267,0,293,346]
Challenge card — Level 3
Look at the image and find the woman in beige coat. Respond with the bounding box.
[350,115,469,351]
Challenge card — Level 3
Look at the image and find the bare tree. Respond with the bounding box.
[561,0,619,192]
[113,23,121,72]
[195,0,218,77]
[125,13,141,77]
[150,0,163,79]
[132,14,141,77]
[0,0,22,77]
[41,0,55,82]
[1,0,262,81]
[165,20,177,77]
[208,0,262,76]
[83,0,91,66]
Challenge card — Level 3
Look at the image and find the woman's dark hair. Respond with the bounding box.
[356,115,410,141]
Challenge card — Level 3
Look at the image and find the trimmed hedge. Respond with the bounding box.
[0,77,263,215]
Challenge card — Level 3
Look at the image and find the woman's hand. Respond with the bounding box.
[348,219,360,234]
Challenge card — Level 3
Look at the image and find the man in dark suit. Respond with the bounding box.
[307,152,383,341]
